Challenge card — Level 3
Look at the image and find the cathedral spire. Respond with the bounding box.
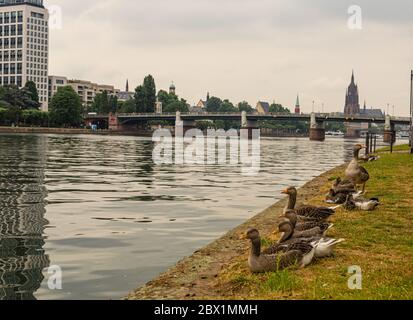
[351,70,355,84]
[295,94,301,114]
[126,79,129,92]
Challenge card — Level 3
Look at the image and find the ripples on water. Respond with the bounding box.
[0,133,400,300]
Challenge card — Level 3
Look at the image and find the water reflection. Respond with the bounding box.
[0,135,50,300]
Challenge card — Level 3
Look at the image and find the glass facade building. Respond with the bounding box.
[0,0,48,110]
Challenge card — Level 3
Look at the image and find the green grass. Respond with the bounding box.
[217,152,413,300]
[262,271,302,293]
[378,144,411,153]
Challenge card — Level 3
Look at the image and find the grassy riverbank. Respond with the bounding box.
[128,147,413,300]
[216,149,413,300]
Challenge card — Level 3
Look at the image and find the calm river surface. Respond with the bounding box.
[0,133,402,300]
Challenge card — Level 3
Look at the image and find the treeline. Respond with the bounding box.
[0,82,47,126]
[1,74,329,132]
[0,82,83,128]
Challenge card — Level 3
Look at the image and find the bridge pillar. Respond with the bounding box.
[108,113,119,131]
[241,111,259,139]
[383,115,396,144]
[309,113,325,141]
[175,111,196,136]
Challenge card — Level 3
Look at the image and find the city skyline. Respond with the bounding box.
[46,0,412,115]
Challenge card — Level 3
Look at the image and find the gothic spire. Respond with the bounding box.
[351,70,355,84]
[296,94,300,107]
[126,79,129,92]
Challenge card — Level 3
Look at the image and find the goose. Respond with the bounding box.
[274,219,345,258]
[325,189,348,204]
[282,186,335,221]
[345,144,370,193]
[343,194,356,211]
[332,178,356,194]
[342,194,380,211]
[284,210,333,235]
[244,228,315,272]
[278,219,325,241]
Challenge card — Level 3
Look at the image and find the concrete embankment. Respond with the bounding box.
[126,164,347,300]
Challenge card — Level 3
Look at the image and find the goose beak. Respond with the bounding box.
[281,189,289,194]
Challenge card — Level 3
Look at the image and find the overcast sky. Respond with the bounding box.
[48,0,413,115]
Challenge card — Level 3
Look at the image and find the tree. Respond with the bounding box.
[90,91,118,114]
[49,86,82,127]
[238,101,254,113]
[270,103,290,113]
[157,89,189,113]
[219,99,237,113]
[23,81,40,106]
[134,85,146,113]
[143,75,156,113]
[119,99,136,113]
[206,96,222,112]
[164,100,189,113]
[109,95,118,113]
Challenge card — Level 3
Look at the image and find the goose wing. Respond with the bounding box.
[359,166,370,182]
[295,206,335,220]
[257,250,303,272]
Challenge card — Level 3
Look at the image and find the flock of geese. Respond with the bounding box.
[244,144,380,273]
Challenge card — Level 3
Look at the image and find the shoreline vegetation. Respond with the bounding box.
[127,146,412,300]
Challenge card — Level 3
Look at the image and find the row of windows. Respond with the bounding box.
[28,23,47,33]
[0,50,22,61]
[0,37,23,48]
[27,42,47,50]
[0,11,24,24]
[27,56,46,64]
[27,36,47,45]
[27,67,47,75]
[0,24,23,36]
[0,75,23,87]
[27,49,47,57]
[0,62,22,74]
[27,31,47,39]
[28,17,46,26]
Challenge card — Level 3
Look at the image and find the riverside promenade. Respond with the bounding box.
[127,148,413,300]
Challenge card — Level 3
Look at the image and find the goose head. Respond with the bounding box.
[278,219,294,243]
[353,144,366,159]
[281,187,298,210]
[245,228,261,257]
[281,186,297,196]
[246,228,260,241]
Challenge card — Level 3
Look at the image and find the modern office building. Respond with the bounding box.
[48,75,120,108]
[0,0,49,111]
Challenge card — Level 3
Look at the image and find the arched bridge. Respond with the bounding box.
[84,112,411,142]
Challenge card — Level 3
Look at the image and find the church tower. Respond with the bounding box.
[295,94,301,114]
[344,71,360,115]
[169,82,176,95]
[344,71,362,138]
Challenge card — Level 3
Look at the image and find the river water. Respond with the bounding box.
[0,133,402,300]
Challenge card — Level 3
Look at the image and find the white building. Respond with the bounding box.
[0,0,49,111]
[48,75,120,108]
